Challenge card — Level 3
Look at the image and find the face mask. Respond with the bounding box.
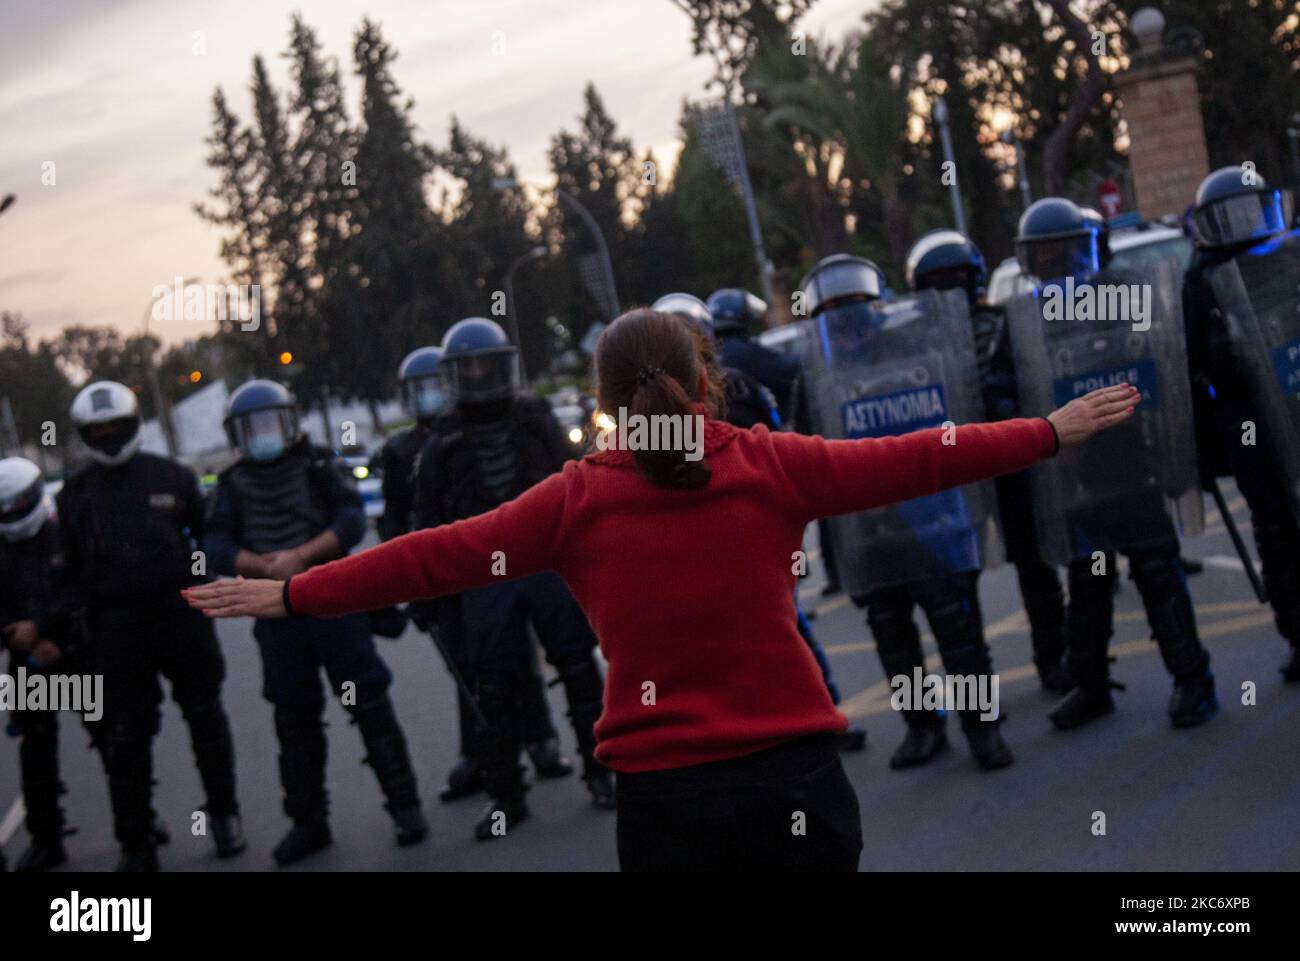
[415,386,446,419]
[246,433,286,463]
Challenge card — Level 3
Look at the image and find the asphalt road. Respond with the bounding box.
[2,479,1298,871]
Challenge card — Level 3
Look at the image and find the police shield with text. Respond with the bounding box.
[378,347,573,802]
[413,318,614,840]
[800,254,1013,770]
[1,457,111,871]
[1009,197,1217,729]
[205,379,427,865]
[906,229,1070,693]
[1189,164,1300,681]
[58,381,244,871]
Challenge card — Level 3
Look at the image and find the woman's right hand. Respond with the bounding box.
[1047,383,1141,449]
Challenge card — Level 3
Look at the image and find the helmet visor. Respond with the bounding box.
[404,375,448,420]
[0,476,42,524]
[815,300,891,369]
[445,350,519,404]
[805,261,883,316]
[233,408,296,462]
[1193,191,1286,247]
[1016,233,1098,283]
[78,416,140,458]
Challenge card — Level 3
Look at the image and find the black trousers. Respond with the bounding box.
[97,602,239,850]
[615,734,862,872]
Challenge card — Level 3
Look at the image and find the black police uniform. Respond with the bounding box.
[976,304,1068,682]
[414,394,607,812]
[55,452,240,856]
[1,515,108,868]
[378,423,559,783]
[1185,242,1300,678]
[205,438,421,833]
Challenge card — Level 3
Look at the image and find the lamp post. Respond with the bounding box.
[503,245,549,384]
[143,275,198,457]
[933,95,969,236]
[1000,129,1032,212]
[0,194,15,218]
[492,177,621,319]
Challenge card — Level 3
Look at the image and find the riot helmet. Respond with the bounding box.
[652,293,715,339]
[397,346,447,424]
[440,318,519,407]
[799,254,885,317]
[705,288,767,337]
[224,379,300,463]
[905,229,987,295]
[70,380,143,466]
[1192,165,1287,249]
[0,457,50,542]
[1015,198,1099,282]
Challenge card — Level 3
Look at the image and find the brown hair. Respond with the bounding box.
[594,308,713,490]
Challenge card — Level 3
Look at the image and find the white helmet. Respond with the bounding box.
[0,457,50,542]
[70,380,142,466]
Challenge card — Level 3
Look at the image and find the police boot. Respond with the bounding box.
[116,844,159,873]
[439,756,484,802]
[526,737,575,780]
[350,692,426,846]
[1017,561,1070,693]
[210,814,247,859]
[179,694,241,837]
[15,837,67,872]
[1049,685,1116,730]
[273,819,332,867]
[554,655,613,809]
[1282,648,1300,684]
[890,719,947,769]
[273,705,330,864]
[474,795,530,841]
[1254,520,1300,681]
[961,718,1013,770]
[475,674,530,840]
[1168,674,1218,728]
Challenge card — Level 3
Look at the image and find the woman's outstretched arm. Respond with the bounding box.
[772,383,1139,521]
[184,469,571,620]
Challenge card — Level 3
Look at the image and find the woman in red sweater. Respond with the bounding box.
[186,308,1138,872]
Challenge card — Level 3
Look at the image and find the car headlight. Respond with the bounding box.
[352,465,369,480]
[568,427,584,445]
[594,411,616,432]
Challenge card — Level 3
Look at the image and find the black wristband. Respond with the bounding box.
[281,578,296,617]
[1039,417,1061,455]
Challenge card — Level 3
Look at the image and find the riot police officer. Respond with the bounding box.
[413,318,614,840]
[377,347,572,801]
[1183,165,1300,681]
[1013,198,1217,728]
[905,230,1070,693]
[1,457,108,871]
[205,380,427,865]
[59,381,244,871]
[653,293,867,752]
[800,255,1014,770]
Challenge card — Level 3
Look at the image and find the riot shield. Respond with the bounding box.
[1207,229,1300,527]
[1006,259,1203,565]
[800,289,1003,595]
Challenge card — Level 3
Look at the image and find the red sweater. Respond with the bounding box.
[288,415,1057,772]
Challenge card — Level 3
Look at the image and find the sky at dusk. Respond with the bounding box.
[0,0,873,346]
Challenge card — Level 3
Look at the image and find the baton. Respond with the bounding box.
[1208,479,1268,603]
[425,622,490,730]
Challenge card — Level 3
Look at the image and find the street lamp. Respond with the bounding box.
[933,96,969,237]
[492,177,621,319]
[504,245,549,384]
[142,275,198,457]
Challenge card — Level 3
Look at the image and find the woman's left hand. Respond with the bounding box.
[183,578,288,619]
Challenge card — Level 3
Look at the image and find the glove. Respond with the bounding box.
[367,605,409,640]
